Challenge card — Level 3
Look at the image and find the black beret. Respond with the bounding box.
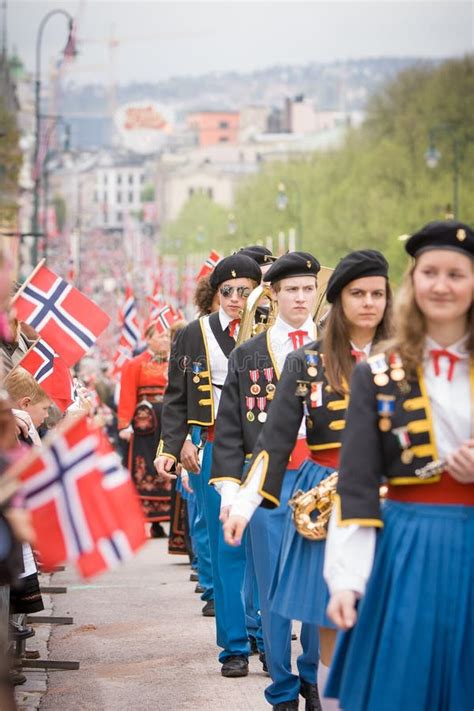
[326,249,389,303]
[264,251,320,284]
[236,245,277,265]
[209,253,262,289]
[405,220,474,259]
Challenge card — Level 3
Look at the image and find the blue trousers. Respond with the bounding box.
[188,470,214,601]
[244,534,265,653]
[249,469,319,705]
[201,441,255,662]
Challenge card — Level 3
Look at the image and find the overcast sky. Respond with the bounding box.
[5,1,474,85]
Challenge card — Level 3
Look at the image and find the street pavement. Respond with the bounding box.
[31,533,284,711]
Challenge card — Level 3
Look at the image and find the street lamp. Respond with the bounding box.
[276,180,303,250]
[31,8,75,266]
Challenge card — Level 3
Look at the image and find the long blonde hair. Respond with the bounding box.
[378,262,474,377]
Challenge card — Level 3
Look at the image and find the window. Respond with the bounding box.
[219,121,229,129]
[103,210,108,224]
[128,174,133,185]
[94,191,98,203]
[117,192,122,204]
[140,174,145,184]
[188,187,194,198]
[219,137,229,143]
[207,188,213,199]
[103,192,108,204]
[117,174,122,185]
[128,192,133,203]
[117,211,122,222]
[103,174,108,185]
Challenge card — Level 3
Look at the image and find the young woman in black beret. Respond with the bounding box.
[324,221,474,711]
[225,249,393,710]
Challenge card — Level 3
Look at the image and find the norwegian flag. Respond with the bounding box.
[18,339,74,412]
[120,286,141,351]
[111,336,133,378]
[146,304,182,336]
[12,262,110,367]
[196,249,222,281]
[17,415,146,578]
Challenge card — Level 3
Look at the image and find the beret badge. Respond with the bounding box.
[457,228,466,242]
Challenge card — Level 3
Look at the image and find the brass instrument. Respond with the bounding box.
[290,473,389,541]
[289,471,339,541]
[236,266,334,345]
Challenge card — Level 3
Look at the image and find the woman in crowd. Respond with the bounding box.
[325,220,474,711]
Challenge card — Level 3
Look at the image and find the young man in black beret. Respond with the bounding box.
[211,252,322,709]
[154,253,262,677]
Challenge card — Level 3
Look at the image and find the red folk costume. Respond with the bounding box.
[118,350,171,522]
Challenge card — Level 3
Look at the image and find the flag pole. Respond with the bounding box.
[10,259,46,306]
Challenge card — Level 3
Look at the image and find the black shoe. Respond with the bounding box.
[248,635,258,655]
[195,583,205,594]
[9,620,35,641]
[258,651,269,674]
[150,522,167,538]
[291,632,297,640]
[273,701,299,710]
[201,600,215,617]
[221,655,249,678]
[189,571,199,582]
[300,679,322,711]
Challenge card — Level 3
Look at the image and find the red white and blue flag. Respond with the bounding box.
[12,262,110,367]
[17,415,146,578]
[120,286,141,351]
[196,249,222,280]
[149,304,182,335]
[18,338,74,412]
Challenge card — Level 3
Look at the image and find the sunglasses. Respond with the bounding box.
[219,285,251,298]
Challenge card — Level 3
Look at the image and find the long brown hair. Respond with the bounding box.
[322,283,393,395]
[377,263,474,377]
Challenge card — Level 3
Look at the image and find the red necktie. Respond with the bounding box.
[288,330,308,350]
[351,349,366,364]
[228,319,240,339]
[429,349,460,382]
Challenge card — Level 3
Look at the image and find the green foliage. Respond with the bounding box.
[52,194,67,232]
[0,96,21,211]
[163,56,474,282]
[140,183,155,202]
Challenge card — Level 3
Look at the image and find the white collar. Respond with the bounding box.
[424,334,469,359]
[271,313,316,343]
[218,307,233,331]
[350,341,372,357]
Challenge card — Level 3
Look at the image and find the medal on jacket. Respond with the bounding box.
[304,351,319,378]
[263,367,275,399]
[392,426,414,464]
[295,380,309,397]
[256,396,267,422]
[368,354,389,387]
[310,381,323,408]
[249,369,261,395]
[389,353,406,382]
[246,396,255,422]
[376,394,395,431]
[192,361,203,383]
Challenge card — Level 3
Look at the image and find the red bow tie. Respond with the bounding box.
[288,330,308,350]
[429,349,460,382]
[351,348,366,364]
[228,319,240,339]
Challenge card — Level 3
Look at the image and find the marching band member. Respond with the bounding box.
[324,220,474,711]
[154,254,263,677]
[224,249,392,710]
[211,252,321,710]
[118,315,172,537]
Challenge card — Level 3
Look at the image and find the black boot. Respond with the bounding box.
[221,655,249,677]
[300,679,322,711]
[150,522,167,538]
[273,701,298,710]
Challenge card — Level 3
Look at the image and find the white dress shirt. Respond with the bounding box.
[324,335,473,596]
[202,307,238,415]
[226,314,316,516]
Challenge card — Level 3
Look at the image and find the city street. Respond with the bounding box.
[35,536,271,711]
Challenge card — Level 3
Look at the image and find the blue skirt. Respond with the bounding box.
[327,500,474,711]
[269,459,336,628]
